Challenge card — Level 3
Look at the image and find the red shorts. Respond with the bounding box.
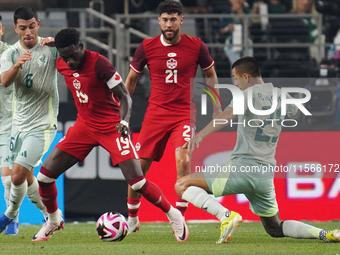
[56,121,138,165]
[135,117,195,162]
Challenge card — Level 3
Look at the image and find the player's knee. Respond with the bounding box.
[174,176,188,198]
[11,171,27,185]
[264,225,284,238]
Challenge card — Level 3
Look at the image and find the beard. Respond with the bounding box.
[161,28,180,42]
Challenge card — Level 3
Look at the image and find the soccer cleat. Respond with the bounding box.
[170,214,189,242]
[216,211,242,244]
[4,222,19,235]
[0,213,15,233]
[320,229,340,243]
[32,216,65,241]
[127,217,140,235]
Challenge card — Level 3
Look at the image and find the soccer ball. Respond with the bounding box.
[96,212,129,242]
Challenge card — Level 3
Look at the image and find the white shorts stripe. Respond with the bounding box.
[129,138,139,159]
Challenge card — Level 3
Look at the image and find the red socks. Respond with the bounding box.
[129,177,171,213]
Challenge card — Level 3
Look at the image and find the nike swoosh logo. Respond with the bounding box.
[179,223,186,241]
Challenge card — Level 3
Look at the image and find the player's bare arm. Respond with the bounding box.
[125,69,141,96]
[40,36,55,47]
[112,82,132,138]
[203,66,222,118]
[0,51,32,87]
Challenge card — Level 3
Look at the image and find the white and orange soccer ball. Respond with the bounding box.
[96,212,128,242]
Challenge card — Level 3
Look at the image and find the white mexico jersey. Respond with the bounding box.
[0,41,13,134]
[229,83,298,166]
[0,37,59,132]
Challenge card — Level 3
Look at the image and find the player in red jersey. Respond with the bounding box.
[31,28,189,242]
[125,0,221,234]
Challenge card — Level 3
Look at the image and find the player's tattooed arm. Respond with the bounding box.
[112,82,132,139]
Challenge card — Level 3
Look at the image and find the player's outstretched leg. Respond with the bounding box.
[276,219,340,243]
[129,176,189,241]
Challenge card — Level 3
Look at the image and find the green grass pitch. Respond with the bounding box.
[0,221,339,254]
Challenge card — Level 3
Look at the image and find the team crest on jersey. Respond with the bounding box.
[166,58,177,69]
[37,54,46,67]
[168,52,177,57]
[135,142,141,151]
[73,73,79,77]
[73,79,81,89]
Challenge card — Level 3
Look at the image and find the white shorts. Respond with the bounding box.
[9,126,57,170]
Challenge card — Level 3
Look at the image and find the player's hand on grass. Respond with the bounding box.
[40,37,55,47]
[116,120,129,139]
[14,51,32,68]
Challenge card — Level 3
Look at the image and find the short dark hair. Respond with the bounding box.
[14,6,38,25]
[55,28,80,49]
[158,0,183,16]
[232,56,261,77]
[0,14,2,22]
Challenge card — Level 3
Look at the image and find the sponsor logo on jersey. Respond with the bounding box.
[166,58,177,69]
[168,52,177,57]
[135,142,141,151]
[73,79,81,89]
[73,73,79,77]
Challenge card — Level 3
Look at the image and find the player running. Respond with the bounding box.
[0,6,58,233]
[175,56,340,243]
[125,0,221,234]
[31,28,188,242]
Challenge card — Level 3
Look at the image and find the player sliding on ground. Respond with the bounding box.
[31,28,188,242]
[175,56,340,243]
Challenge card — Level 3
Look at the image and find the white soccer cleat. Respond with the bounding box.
[170,214,189,242]
[127,217,140,235]
[32,215,65,241]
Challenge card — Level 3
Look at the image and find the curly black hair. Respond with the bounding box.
[54,28,80,50]
[157,0,183,16]
[14,6,38,25]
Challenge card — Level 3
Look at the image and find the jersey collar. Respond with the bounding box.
[160,34,173,47]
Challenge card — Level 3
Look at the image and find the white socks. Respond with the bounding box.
[48,209,62,224]
[5,182,27,219]
[182,186,228,221]
[26,177,48,219]
[282,220,322,239]
[1,176,11,208]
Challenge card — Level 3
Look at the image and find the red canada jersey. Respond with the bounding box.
[57,50,121,131]
[130,34,214,118]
